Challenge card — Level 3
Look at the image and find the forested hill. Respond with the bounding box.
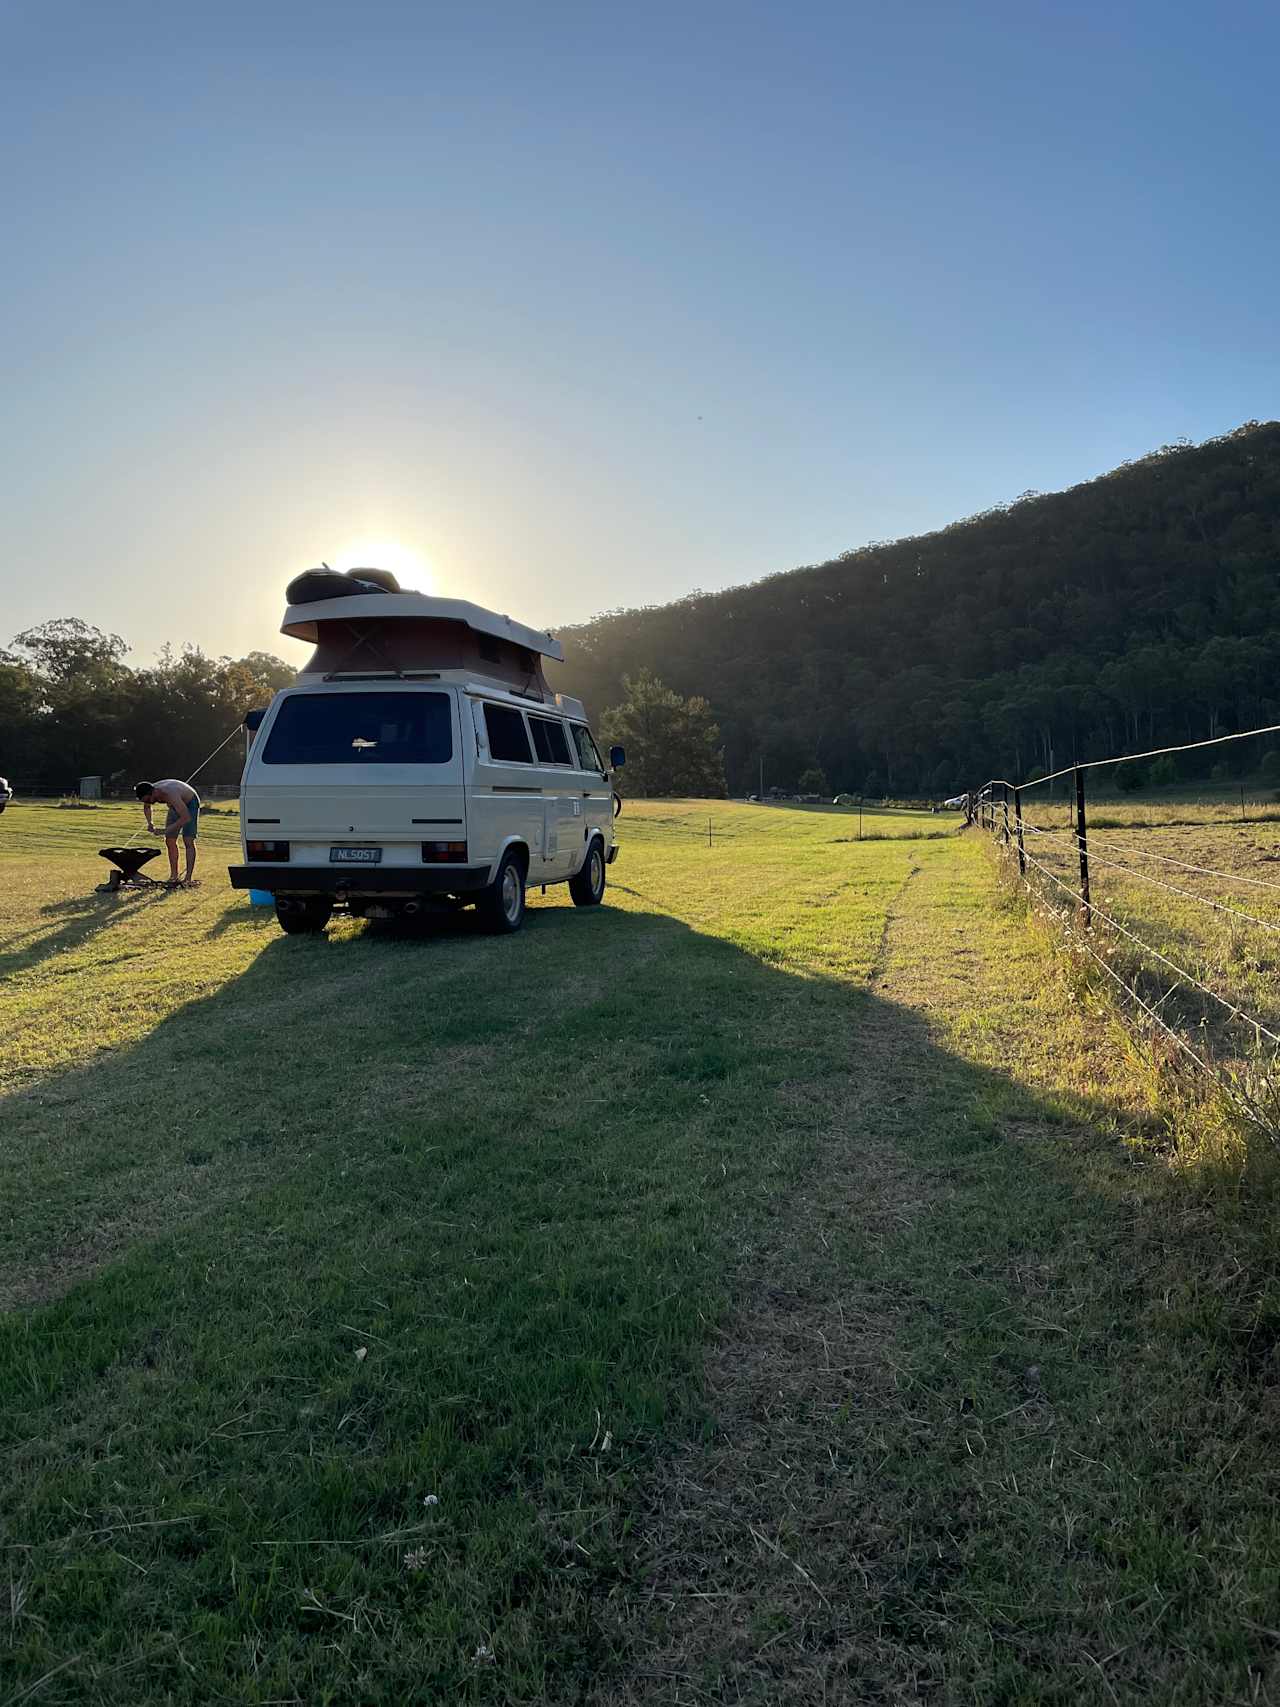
[549,421,1280,796]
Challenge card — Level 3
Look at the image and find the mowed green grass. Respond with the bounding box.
[9,800,1280,1706]
[0,798,945,1703]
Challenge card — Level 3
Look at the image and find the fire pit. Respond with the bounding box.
[97,846,162,892]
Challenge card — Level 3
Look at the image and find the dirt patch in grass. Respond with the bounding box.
[1,1169,270,1312]
[7,1227,132,1311]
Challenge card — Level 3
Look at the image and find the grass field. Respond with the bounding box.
[1024,771,1280,829]
[1015,812,1280,1050]
[1001,802,1280,1188]
[5,799,1280,1704]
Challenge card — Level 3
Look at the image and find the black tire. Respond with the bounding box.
[275,896,333,934]
[477,851,526,934]
[569,839,607,907]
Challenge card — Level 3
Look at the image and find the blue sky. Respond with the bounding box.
[2,0,1277,667]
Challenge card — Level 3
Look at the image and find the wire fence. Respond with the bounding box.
[5,779,88,799]
[967,723,1280,1134]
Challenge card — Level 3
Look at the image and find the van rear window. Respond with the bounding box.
[262,693,453,765]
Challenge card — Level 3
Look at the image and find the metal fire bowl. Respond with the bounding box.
[98,846,161,877]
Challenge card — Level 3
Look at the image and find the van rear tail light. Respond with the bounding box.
[247,839,290,861]
[422,841,468,863]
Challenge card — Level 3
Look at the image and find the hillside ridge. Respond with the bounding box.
[551,420,1280,794]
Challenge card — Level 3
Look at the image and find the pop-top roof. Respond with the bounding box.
[281,591,564,663]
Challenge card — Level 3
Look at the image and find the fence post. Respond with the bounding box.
[1075,765,1091,929]
[1013,786,1026,877]
[1002,785,1010,845]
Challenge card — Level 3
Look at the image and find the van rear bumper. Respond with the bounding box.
[227,865,492,895]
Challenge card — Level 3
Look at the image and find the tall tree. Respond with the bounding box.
[8,620,132,782]
[600,671,727,798]
[11,618,128,687]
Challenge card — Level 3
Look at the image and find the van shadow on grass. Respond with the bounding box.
[202,895,501,942]
[1,903,1277,1704]
[0,885,172,978]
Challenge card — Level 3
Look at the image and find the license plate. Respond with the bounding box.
[330,846,382,864]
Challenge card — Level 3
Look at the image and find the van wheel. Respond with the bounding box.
[275,897,333,934]
[569,840,606,907]
[477,852,526,934]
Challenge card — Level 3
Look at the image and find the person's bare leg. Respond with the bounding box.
[184,838,197,883]
[165,832,180,882]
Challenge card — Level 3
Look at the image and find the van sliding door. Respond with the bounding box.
[527,715,577,878]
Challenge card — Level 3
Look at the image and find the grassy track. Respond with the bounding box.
[4,801,1280,1704]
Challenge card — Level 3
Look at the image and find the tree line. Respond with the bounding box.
[0,618,727,800]
[1,618,295,792]
[9,419,1279,801]
[549,421,1280,795]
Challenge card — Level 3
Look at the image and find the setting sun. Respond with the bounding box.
[329,539,434,593]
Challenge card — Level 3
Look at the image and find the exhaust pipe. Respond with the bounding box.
[404,901,422,917]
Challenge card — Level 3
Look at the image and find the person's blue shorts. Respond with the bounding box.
[165,801,200,839]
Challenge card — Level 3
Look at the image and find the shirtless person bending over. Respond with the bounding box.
[135,779,201,885]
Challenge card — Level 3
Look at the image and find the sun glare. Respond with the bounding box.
[330,539,433,593]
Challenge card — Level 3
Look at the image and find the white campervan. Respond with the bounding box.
[228,569,623,935]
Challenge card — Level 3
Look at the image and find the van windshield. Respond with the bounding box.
[262,693,453,765]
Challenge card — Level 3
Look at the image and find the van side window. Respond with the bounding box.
[529,717,572,765]
[484,704,533,763]
[570,724,604,772]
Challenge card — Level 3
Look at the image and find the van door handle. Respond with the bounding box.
[581,790,591,797]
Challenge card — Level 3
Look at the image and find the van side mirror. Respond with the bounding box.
[610,745,626,769]
[244,708,267,732]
